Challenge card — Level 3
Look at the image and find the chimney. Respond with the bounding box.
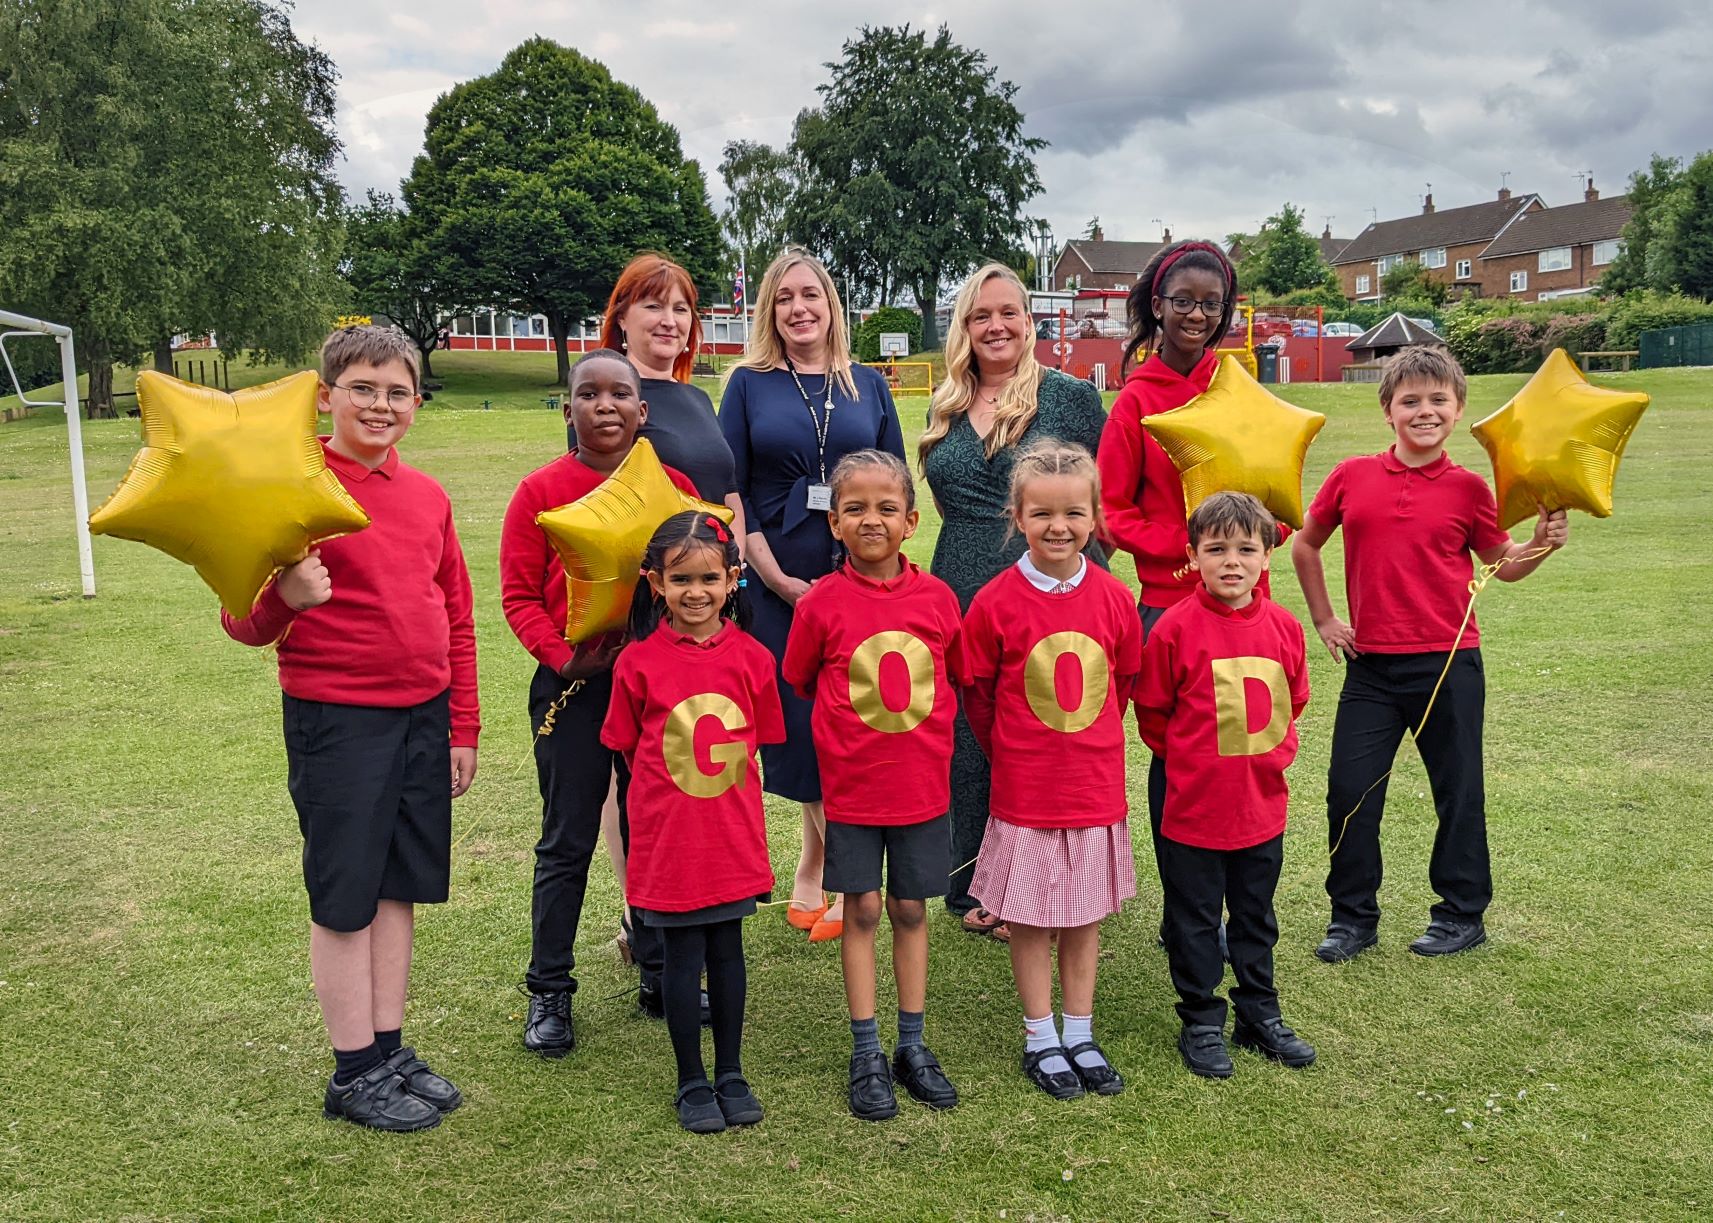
[1497,186,1512,201]
[1091,224,1104,242]
[1161,226,1171,243]
[1422,193,1435,214]
[1322,223,1332,239]
[1585,177,1599,203]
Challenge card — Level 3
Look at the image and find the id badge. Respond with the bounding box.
[806,482,833,511]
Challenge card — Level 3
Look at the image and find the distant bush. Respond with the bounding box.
[1439,290,1713,372]
[1604,291,1713,349]
[853,306,924,362]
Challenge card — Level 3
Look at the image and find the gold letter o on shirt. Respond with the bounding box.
[848,631,936,734]
[662,692,748,798]
[1210,657,1291,757]
[1023,631,1110,734]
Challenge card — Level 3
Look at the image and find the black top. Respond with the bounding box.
[564,378,737,503]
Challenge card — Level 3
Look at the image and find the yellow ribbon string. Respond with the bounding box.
[450,679,584,854]
[1327,546,1550,858]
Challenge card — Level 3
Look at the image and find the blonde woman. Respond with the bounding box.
[920,262,1109,936]
[719,249,906,942]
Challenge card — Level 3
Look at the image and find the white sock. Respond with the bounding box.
[1061,1012,1108,1069]
[1024,1014,1070,1074]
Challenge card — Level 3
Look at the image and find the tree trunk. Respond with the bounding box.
[87,355,115,419]
[550,314,571,387]
[153,339,174,375]
[916,280,940,350]
[416,339,435,381]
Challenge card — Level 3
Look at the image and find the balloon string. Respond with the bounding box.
[451,680,584,853]
[1327,546,1550,858]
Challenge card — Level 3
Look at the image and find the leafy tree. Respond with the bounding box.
[718,141,796,293]
[1381,259,1448,306]
[343,191,458,379]
[1082,217,1102,240]
[0,0,344,416]
[1244,204,1333,297]
[405,38,723,386]
[1601,154,1681,296]
[788,25,1044,348]
[1648,151,1713,299]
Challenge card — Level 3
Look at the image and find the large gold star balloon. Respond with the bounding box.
[88,370,370,616]
[1470,347,1650,530]
[536,439,733,645]
[1140,354,1327,528]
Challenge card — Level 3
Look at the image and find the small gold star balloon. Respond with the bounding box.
[88,370,370,615]
[1470,348,1650,530]
[536,439,733,645]
[1140,354,1327,528]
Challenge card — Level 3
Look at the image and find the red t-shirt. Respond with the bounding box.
[1307,448,1512,654]
[781,558,964,826]
[499,450,697,674]
[1135,587,1309,850]
[600,622,785,913]
[962,565,1143,829]
[221,441,481,747]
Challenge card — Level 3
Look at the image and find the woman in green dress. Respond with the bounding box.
[921,263,1110,935]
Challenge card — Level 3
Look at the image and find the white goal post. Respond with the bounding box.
[0,309,96,597]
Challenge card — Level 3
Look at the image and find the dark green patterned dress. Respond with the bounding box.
[923,369,1110,913]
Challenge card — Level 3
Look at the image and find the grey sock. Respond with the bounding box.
[895,1009,925,1052]
[850,1016,882,1058]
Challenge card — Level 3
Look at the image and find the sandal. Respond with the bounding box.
[961,907,1010,943]
[786,899,828,931]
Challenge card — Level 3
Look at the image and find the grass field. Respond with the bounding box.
[2,354,1711,1221]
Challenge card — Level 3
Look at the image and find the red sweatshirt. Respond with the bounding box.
[1098,352,1282,609]
[1135,586,1309,850]
[600,622,785,912]
[782,558,964,826]
[499,451,697,674]
[221,441,481,747]
[962,564,1142,829]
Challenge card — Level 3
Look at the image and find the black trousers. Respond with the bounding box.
[1324,649,1489,928]
[1139,604,1170,929]
[525,665,662,994]
[1159,834,1283,1028]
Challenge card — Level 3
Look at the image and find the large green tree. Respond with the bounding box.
[1646,151,1713,300]
[718,140,795,294]
[405,39,723,386]
[787,24,1044,348]
[1244,203,1333,297]
[0,0,343,416]
[343,190,458,379]
[1601,154,1681,296]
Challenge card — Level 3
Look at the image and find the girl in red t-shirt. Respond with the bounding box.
[963,440,1142,1102]
[601,512,785,1134]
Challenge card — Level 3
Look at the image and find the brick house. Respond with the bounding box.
[1475,182,1631,301]
[1333,191,1543,301]
[1051,226,1170,291]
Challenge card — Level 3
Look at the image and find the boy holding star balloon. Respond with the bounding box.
[1291,345,1568,964]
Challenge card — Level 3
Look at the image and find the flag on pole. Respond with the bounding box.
[733,266,745,309]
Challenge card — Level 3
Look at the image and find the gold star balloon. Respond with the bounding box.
[1140,354,1327,528]
[88,370,370,616]
[1470,348,1651,530]
[536,439,733,645]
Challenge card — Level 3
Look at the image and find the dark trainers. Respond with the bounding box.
[323,1062,441,1132]
[1021,1046,1084,1100]
[713,1072,764,1126]
[1315,924,1379,964]
[639,983,712,1026]
[1178,1024,1234,1079]
[1232,1017,1317,1068]
[892,1044,958,1110]
[674,1079,726,1134]
[381,1047,462,1112]
[523,989,573,1058]
[848,1050,898,1121]
[1410,918,1486,957]
[1064,1041,1124,1096]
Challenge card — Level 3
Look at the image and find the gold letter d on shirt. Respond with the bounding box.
[1211,657,1291,757]
[663,693,748,798]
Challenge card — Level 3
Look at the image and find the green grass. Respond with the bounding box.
[2,355,1711,1220]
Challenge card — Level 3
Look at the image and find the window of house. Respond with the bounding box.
[1356,274,1371,294]
[1592,239,1621,266]
[1538,246,1572,273]
[1421,247,1446,268]
[1510,270,1528,292]
[1377,254,1405,274]
[1456,259,1472,279]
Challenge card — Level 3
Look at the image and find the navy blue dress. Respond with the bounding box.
[719,364,906,801]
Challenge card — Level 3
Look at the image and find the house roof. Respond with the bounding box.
[1346,312,1445,352]
[1333,195,1541,265]
[1058,239,1166,280]
[1319,234,1351,262]
[1479,195,1632,258]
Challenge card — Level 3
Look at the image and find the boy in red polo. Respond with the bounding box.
[223,325,478,1132]
[1137,492,1312,1079]
[1292,346,1568,962]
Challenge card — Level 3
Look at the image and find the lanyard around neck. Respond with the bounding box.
[786,358,835,483]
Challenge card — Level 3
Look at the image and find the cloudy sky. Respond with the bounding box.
[293,0,1709,251]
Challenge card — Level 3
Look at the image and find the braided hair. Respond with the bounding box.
[1122,240,1238,370]
[626,510,748,640]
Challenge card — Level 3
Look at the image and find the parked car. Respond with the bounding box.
[1322,321,1364,337]
[1407,316,1441,335]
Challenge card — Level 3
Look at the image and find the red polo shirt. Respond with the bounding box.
[962,565,1142,829]
[1135,587,1309,850]
[781,558,964,826]
[221,441,481,747]
[1308,448,1512,653]
[601,622,784,913]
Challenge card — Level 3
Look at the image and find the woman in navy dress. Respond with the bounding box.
[720,248,905,941]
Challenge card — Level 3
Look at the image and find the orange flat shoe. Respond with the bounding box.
[786,901,828,931]
[808,914,844,943]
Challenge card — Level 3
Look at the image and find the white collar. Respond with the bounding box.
[1017,552,1087,593]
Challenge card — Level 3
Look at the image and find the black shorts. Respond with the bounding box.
[823,814,950,900]
[283,690,452,933]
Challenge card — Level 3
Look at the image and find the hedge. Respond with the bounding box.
[853,306,924,362]
[1440,290,1713,373]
